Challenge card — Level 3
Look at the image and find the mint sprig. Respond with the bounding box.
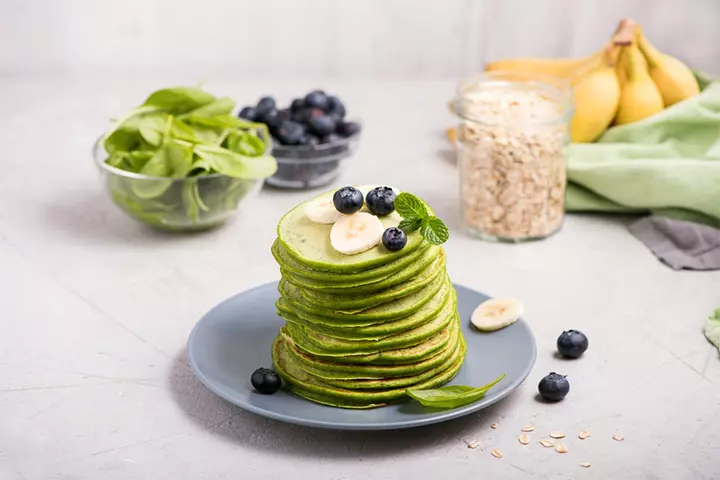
[395,193,450,245]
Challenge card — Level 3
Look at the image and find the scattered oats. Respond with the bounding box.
[490,423,499,429]
[580,462,591,468]
[613,435,624,442]
[518,434,530,445]
[550,432,566,439]
[464,439,481,449]
[521,425,536,432]
[555,443,568,454]
[539,439,554,448]
[491,448,503,458]
[579,431,591,440]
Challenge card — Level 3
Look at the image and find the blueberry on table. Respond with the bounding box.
[291,98,305,112]
[309,115,337,136]
[366,186,396,216]
[382,227,407,251]
[333,186,364,214]
[538,373,570,402]
[276,120,305,145]
[251,367,281,394]
[327,96,346,118]
[305,90,329,111]
[557,330,589,358]
[338,121,361,137]
[238,106,257,121]
[255,96,276,117]
[320,133,343,144]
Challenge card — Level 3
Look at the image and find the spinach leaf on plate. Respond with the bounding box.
[406,374,506,409]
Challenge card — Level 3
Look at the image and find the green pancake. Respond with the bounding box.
[292,251,445,312]
[286,322,462,380]
[272,238,433,284]
[276,282,455,340]
[277,185,435,273]
[272,332,465,409]
[278,272,448,322]
[279,323,453,365]
[279,245,441,294]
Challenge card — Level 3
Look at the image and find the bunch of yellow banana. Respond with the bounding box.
[447,19,700,144]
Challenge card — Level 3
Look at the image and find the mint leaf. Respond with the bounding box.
[421,216,449,245]
[706,308,720,351]
[395,193,427,220]
[406,374,505,409]
[398,217,422,234]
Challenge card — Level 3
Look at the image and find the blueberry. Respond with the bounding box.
[276,120,305,145]
[538,373,570,402]
[309,115,337,136]
[277,108,292,123]
[320,133,343,144]
[255,96,276,117]
[333,186,364,214]
[557,330,589,358]
[290,98,305,112]
[238,106,257,121]
[338,121,361,138]
[293,108,324,125]
[382,227,407,252]
[328,112,343,127]
[327,96,346,118]
[366,186,396,216]
[258,109,280,129]
[251,367,281,394]
[305,90,329,111]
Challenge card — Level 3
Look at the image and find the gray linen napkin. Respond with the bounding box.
[629,216,720,270]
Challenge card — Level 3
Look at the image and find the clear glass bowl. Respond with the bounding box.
[266,123,361,189]
[93,139,265,231]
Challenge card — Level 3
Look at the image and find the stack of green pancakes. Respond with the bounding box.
[271,186,466,409]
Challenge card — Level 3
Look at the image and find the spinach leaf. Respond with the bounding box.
[183,97,235,118]
[194,144,277,179]
[226,131,266,157]
[142,87,216,114]
[104,127,140,154]
[406,374,506,409]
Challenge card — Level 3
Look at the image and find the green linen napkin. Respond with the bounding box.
[566,74,720,227]
[706,309,720,353]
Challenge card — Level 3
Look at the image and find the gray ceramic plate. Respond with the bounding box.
[187,282,536,430]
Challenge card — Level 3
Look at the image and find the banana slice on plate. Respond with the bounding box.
[330,212,384,255]
[305,196,343,224]
[471,297,524,332]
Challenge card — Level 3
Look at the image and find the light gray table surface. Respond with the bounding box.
[2,76,720,480]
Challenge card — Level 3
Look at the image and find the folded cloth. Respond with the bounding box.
[706,309,720,354]
[566,74,720,228]
[629,216,720,270]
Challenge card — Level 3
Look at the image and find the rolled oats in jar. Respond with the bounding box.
[452,73,573,242]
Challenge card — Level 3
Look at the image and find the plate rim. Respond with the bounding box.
[187,281,537,430]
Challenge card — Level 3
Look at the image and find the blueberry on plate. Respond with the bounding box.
[382,227,407,252]
[338,121,361,138]
[366,186,396,216]
[238,106,257,121]
[255,96,276,117]
[333,186,364,214]
[251,367,281,394]
[291,98,305,112]
[327,96,346,118]
[309,115,337,137]
[557,330,589,358]
[538,373,570,402]
[305,90,329,111]
[320,133,343,144]
[276,120,305,145]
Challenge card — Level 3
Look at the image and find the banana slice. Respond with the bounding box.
[471,297,524,332]
[330,212,384,255]
[305,196,343,224]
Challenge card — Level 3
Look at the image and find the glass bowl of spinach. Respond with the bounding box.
[95,86,277,231]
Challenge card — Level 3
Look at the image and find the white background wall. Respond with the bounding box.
[2,0,719,79]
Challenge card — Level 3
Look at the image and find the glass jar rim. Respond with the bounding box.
[451,71,574,126]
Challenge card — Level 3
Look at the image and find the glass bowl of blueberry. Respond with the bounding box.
[238,90,362,190]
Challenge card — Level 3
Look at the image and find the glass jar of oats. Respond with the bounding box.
[452,73,573,242]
